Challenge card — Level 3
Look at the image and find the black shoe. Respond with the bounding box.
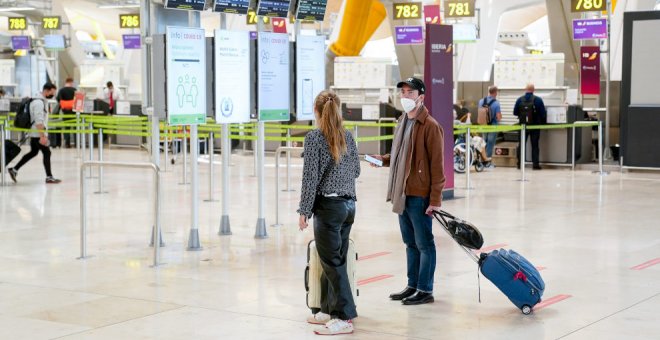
[402,291,434,305]
[533,165,542,170]
[389,287,417,301]
[8,168,17,183]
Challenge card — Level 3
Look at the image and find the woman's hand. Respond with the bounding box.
[298,215,308,231]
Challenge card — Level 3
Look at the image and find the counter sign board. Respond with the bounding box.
[571,0,606,12]
[8,17,27,31]
[395,26,423,45]
[213,0,253,14]
[257,0,291,18]
[444,0,475,18]
[573,18,607,40]
[166,27,207,125]
[165,0,208,11]
[296,0,328,21]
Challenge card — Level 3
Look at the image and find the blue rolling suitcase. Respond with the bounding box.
[433,211,545,315]
[479,249,545,314]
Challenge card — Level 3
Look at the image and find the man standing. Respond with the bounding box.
[101,81,122,114]
[56,77,77,147]
[478,86,502,169]
[513,84,547,170]
[372,77,446,305]
[8,83,61,184]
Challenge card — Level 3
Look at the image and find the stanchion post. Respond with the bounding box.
[571,125,576,171]
[1,124,5,186]
[79,164,87,259]
[204,131,217,202]
[153,169,162,266]
[255,121,267,238]
[353,124,359,150]
[76,111,81,158]
[187,124,202,250]
[285,128,293,192]
[219,123,231,235]
[94,129,107,194]
[520,124,527,182]
[592,120,609,175]
[465,127,472,189]
[272,147,282,227]
[180,127,189,184]
[164,129,169,172]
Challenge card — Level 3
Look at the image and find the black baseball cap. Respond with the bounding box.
[397,77,425,95]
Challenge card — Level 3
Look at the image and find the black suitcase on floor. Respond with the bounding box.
[3,140,21,170]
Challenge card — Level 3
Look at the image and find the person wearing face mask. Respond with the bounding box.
[7,83,61,184]
[370,77,446,305]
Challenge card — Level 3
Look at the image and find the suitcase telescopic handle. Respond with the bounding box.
[304,266,309,291]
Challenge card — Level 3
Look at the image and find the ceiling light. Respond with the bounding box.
[0,7,36,12]
[98,4,140,9]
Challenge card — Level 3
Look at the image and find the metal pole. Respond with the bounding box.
[1,124,5,186]
[571,125,576,171]
[180,128,189,184]
[519,125,527,182]
[205,131,217,202]
[76,111,81,158]
[94,129,107,194]
[187,125,202,250]
[353,125,359,150]
[272,148,282,227]
[253,133,257,177]
[153,167,161,266]
[255,121,267,238]
[285,127,292,192]
[219,123,231,235]
[604,0,612,159]
[79,164,87,259]
[151,116,160,168]
[164,128,169,172]
[465,127,472,189]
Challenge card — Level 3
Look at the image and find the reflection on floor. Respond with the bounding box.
[1,148,658,339]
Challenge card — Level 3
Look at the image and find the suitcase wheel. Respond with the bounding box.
[521,305,532,315]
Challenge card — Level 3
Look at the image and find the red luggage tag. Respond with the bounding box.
[513,271,528,282]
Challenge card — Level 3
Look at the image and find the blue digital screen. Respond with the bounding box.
[296,0,327,21]
[257,0,291,18]
[213,0,253,14]
[165,0,208,11]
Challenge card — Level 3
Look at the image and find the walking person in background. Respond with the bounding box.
[514,83,547,170]
[478,85,502,169]
[8,83,61,184]
[56,77,77,148]
[298,91,361,336]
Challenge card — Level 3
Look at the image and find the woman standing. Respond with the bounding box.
[298,91,360,336]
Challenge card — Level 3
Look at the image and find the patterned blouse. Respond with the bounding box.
[297,129,361,218]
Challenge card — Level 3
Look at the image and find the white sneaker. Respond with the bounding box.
[307,312,331,325]
[314,319,354,335]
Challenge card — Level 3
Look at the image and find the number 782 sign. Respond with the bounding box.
[444,0,475,18]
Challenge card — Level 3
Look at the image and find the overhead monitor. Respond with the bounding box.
[453,23,478,43]
[257,0,291,18]
[11,36,31,50]
[122,34,142,49]
[213,0,254,14]
[296,0,328,21]
[43,34,66,50]
[164,0,209,11]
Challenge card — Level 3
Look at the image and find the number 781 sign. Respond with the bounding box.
[444,0,475,18]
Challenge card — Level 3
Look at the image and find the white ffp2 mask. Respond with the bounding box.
[400,98,417,113]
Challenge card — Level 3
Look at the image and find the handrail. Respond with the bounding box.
[79,161,162,266]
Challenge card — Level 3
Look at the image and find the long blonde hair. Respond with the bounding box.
[314,91,346,164]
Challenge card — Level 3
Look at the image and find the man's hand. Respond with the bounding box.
[425,205,441,216]
[369,155,383,168]
[39,135,49,146]
[299,215,309,231]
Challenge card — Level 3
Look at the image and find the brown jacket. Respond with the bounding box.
[383,106,446,206]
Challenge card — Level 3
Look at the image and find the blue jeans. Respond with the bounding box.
[398,196,436,293]
[484,132,497,158]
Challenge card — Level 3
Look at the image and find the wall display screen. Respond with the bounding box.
[213,0,253,14]
[444,0,475,18]
[573,18,607,40]
[258,32,290,121]
[296,0,328,21]
[257,0,291,18]
[11,36,31,50]
[119,14,140,29]
[453,23,478,43]
[123,34,142,49]
[296,35,325,121]
[393,2,421,20]
[165,0,209,11]
[214,30,251,123]
[166,26,207,125]
[43,35,66,50]
[8,17,27,31]
[571,0,606,12]
[42,16,62,30]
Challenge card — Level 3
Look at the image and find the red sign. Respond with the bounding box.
[272,18,287,34]
[73,91,85,112]
[580,46,600,95]
[424,5,441,25]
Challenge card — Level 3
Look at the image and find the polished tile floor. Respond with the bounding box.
[0,146,658,340]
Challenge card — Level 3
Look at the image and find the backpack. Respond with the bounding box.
[14,97,34,129]
[477,97,495,125]
[519,95,535,124]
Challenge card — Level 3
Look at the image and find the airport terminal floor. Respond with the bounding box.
[0,147,658,339]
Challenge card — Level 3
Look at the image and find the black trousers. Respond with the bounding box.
[517,129,541,167]
[14,138,53,177]
[313,196,358,320]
